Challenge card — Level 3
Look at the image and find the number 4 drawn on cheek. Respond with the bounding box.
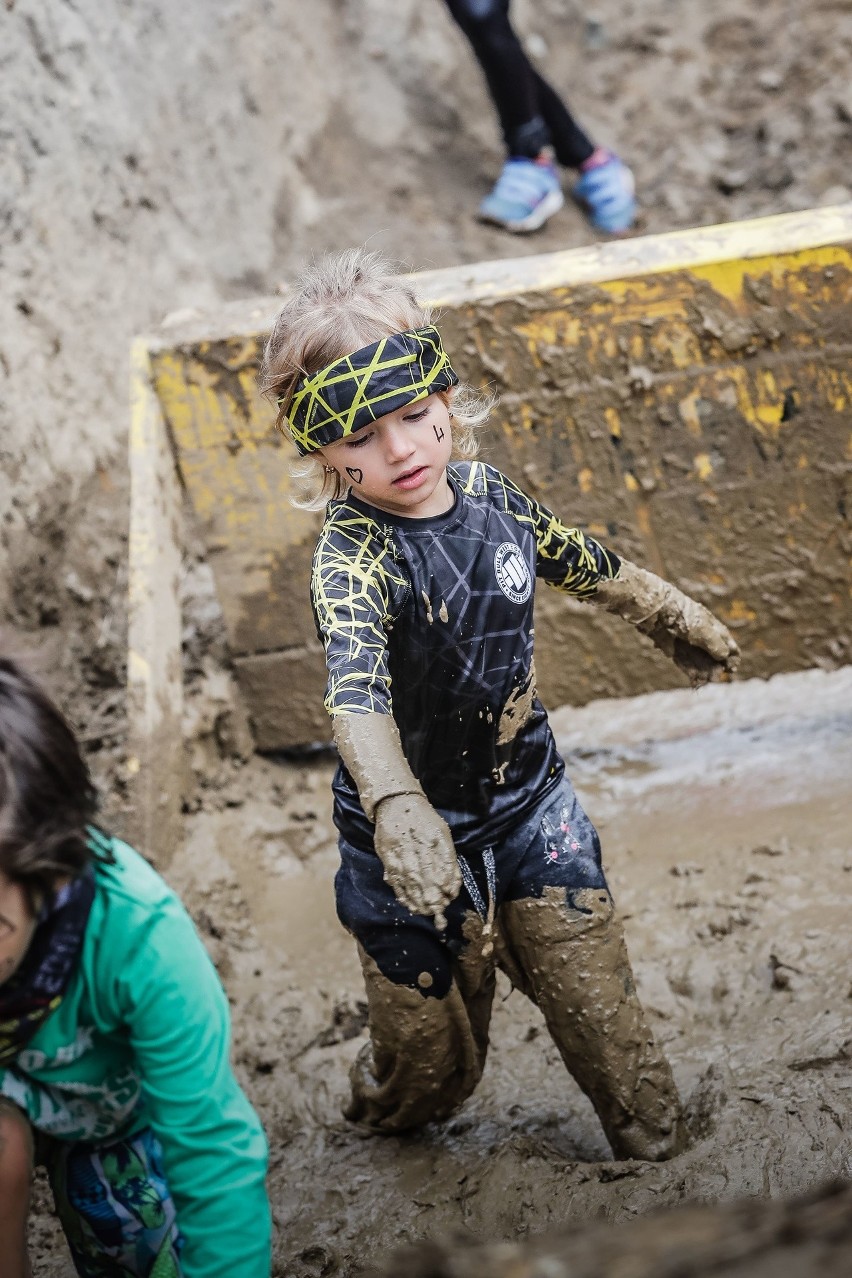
[346,467,363,484]
[433,425,445,442]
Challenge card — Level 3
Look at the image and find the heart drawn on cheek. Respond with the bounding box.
[346,467,364,485]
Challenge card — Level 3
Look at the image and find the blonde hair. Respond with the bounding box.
[260,248,494,510]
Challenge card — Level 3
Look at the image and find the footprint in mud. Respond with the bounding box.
[278,1243,337,1278]
[684,1060,733,1142]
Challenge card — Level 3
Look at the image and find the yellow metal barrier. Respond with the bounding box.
[130,206,852,835]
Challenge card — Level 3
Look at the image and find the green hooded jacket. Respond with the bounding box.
[0,833,271,1278]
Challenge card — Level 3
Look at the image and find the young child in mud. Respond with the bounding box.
[0,658,270,1277]
[261,249,739,1161]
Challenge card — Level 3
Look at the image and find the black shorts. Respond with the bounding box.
[335,775,608,998]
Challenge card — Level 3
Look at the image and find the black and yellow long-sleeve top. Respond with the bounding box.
[311,461,620,852]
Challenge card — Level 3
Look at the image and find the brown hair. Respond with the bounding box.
[0,658,97,905]
[259,248,494,510]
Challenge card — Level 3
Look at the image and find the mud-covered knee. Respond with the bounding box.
[566,887,615,929]
[0,1101,34,1197]
[503,885,616,947]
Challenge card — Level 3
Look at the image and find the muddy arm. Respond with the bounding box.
[590,560,739,688]
[333,714,461,924]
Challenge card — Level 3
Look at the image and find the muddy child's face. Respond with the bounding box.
[0,872,39,988]
[320,392,454,519]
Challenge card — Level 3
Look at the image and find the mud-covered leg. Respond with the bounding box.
[337,826,497,1133]
[346,934,495,1133]
[499,887,687,1160]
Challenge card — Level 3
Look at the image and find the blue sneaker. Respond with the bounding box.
[478,157,564,233]
[574,151,636,234]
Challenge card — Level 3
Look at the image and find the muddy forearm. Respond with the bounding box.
[332,714,461,921]
[332,712,424,821]
[592,559,673,627]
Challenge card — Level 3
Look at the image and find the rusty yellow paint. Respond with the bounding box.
[678,391,703,436]
[751,369,784,432]
[515,313,581,350]
[132,204,852,749]
[628,333,645,362]
[414,206,852,307]
[660,325,699,370]
[602,330,619,360]
[693,453,713,482]
[724,600,759,625]
[604,407,621,439]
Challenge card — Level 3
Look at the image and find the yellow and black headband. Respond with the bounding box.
[282,325,458,455]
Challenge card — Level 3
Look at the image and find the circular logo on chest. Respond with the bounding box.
[494,542,532,604]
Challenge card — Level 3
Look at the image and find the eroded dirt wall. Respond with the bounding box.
[0,0,479,617]
[144,213,852,748]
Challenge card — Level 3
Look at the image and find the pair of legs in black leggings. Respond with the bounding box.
[444,0,594,167]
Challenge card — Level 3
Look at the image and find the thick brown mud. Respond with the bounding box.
[163,666,849,1278]
[372,1179,852,1277]
[36,666,850,1278]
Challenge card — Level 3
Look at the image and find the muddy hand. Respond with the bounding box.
[374,793,462,926]
[640,593,740,688]
[592,559,739,688]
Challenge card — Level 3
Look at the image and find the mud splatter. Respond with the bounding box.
[496,665,537,746]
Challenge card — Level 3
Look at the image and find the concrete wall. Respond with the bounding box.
[136,206,852,749]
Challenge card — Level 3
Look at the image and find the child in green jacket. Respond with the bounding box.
[0,657,270,1278]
